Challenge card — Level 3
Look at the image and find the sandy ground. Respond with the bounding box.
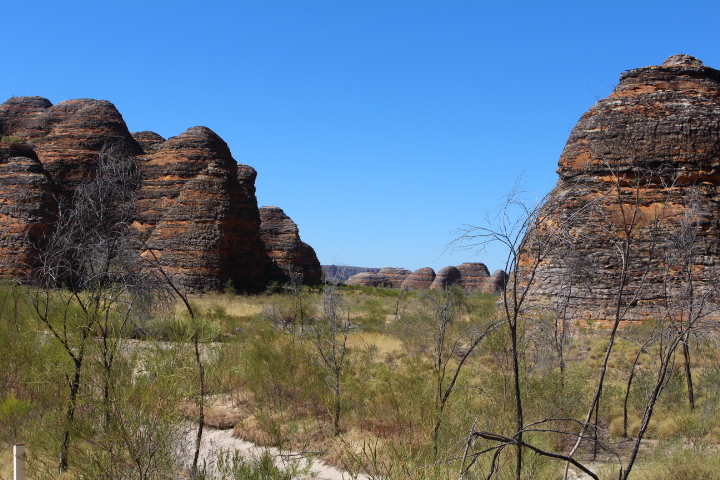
[186,427,371,480]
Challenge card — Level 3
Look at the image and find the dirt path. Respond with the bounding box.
[187,427,371,480]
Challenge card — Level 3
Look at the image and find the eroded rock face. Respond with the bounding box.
[431,266,462,290]
[0,97,142,192]
[378,267,412,288]
[401,267,436,290]
[456,262,505,293]
[346,272,394,287]
[490,270,508,292]
[259,206,322,285]
[132,131,166,153]
[0,141,57,275]
[0,97,321,291]
[519,55,720,320]
[0,96,52,135]
[139,126,271,292]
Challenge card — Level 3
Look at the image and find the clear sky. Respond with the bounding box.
[4,1,720,273]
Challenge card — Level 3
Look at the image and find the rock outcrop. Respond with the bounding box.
[490,270,508,292]
[0,96,320,291]
[400,267,436,290]
[345,272,393,287]
[0,97,142,192]
[377,267,412,288]
[132,131,166,153]
[518,55,720,320]
[0,141,57,275]
[456,262,507,293]
[344,262,506,292]
[139,127,271,291]
[259,206,322,285]
[430,266,462,290]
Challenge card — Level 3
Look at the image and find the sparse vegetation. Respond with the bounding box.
[3,282,720,479]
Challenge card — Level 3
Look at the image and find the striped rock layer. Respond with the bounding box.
[0,96,321,291]
[518,55,720,320]
[345,263,506,292]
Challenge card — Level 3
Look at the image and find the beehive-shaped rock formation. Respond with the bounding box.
[430,266,462,290]
[0,97,142,192]
[378,267,412,287]
[0,96,321,291]
[518,55,720,320]
[345,272,394,287]
[0,143,57,275]
[456,262,506,292]
[400,267,436,290]
[259,206,322,285]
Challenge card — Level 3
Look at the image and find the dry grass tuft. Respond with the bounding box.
[180,394,245,429]
[346,332,404,358]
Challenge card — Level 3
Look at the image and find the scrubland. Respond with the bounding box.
[1,282,720,479]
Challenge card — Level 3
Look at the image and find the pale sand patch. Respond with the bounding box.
[187,427,371,480]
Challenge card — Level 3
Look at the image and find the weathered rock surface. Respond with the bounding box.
[401,267,436,290]
[377,267,412,288]
[346,272,394,287]
[490,270,508,292]
[456,262,505,292]
[0,141,57,275]
[518,55,720,320]
[0,97,320,291]
[430,266,462,290]
[132,131,166,153]
[259,206,322,285]
[139,126,271,292]
[0,97,142,192]
[0,96,52,135]
[344,263,506,292]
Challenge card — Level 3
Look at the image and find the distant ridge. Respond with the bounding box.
[322,265,380,282]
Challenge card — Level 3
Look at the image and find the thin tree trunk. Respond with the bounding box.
[191,326,205,477]
[682,336,695,410]
[511,322,523,480]
[60,358,82,472]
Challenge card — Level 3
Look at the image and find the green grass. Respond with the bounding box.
[0,135,23,142]
[2,282,720,479]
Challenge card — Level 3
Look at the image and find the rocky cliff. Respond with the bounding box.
[0,96,320,291]
[518,54,720,320]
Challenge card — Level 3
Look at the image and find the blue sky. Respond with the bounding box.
[5,1,720,272]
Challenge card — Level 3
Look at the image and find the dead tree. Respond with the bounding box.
[309,284,352,436]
